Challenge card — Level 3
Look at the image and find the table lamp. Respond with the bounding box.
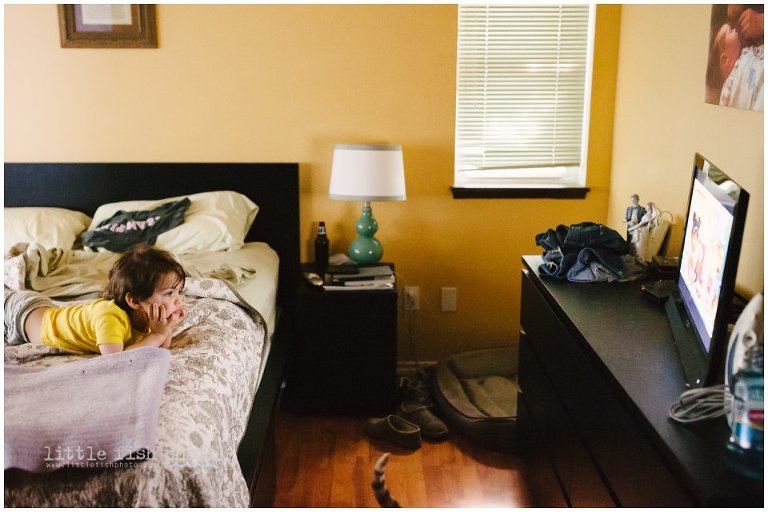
[329,144,406,265]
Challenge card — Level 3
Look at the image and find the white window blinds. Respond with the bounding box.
[454,4,594,187]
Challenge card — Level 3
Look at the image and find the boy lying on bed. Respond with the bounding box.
[4,244,187,355]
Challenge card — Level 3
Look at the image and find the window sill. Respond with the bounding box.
[451,186,590,199]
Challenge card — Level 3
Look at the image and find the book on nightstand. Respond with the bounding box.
[323,265,395,290]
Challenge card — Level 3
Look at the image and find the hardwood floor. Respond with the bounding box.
[274,407,534,508]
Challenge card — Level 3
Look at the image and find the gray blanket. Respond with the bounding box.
[4,347,171,473]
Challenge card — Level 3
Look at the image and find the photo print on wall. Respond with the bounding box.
[705,4,764,112]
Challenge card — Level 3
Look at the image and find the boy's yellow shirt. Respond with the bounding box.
[41,299,148,354]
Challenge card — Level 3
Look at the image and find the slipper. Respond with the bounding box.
[396,401,449,440]
[365,414,421,449]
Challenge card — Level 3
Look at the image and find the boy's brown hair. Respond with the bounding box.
[104,244,186,312]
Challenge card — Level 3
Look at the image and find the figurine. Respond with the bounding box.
[628,201,668,263]
[623,194,647,241]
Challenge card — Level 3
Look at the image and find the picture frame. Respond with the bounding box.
[58,4,157,49]
[704,4,764,112]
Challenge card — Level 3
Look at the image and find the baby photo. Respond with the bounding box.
[705,4,764,111]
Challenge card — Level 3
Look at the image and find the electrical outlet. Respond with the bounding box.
[404,286,420,311]
[441,287,457,312]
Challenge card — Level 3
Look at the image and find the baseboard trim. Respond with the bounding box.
[397,360,437,377]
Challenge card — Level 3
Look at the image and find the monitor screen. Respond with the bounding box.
[670,153,749,386]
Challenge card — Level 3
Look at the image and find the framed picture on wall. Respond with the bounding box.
[704,4,764,112]
[58,4,157,48]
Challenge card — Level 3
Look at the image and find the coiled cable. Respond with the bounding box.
[668,384,732,423]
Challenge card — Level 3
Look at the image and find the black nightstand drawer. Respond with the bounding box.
[290,352,396,414]
[286,263,398,415]
[296,291,396,357]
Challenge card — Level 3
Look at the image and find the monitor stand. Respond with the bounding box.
[665,293,708,388]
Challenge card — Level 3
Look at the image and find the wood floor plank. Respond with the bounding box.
[274,408,534,508]
[422,463,447,508]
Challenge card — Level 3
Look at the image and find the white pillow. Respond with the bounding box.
[88,191,259,254]
[4,207,92,253]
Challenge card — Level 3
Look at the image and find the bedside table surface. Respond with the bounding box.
[300,262,397,294]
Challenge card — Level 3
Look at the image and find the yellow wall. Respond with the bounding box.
[608,5,764,296]
[5,4,620,360]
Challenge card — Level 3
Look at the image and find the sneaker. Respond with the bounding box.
[398,376,434,408]
[396,401,449,440]
[416,364,435,382]
[365,414,421,449]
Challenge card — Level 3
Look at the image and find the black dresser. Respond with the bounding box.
[518,256,762,507]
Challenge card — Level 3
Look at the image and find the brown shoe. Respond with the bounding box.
[365,414,421,449]
[396,401,449,440]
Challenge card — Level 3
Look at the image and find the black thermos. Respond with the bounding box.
[315,221,329,274]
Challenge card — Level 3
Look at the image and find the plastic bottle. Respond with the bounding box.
[726,341,764,479]
[314,221,329,274]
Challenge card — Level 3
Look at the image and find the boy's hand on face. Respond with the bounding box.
[147,303,187,335]
[170,305,188,326]
[146,303,171,336]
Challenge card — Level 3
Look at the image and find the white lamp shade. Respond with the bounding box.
[329,144,406,201]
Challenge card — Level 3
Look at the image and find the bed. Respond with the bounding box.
[3,163,300,507]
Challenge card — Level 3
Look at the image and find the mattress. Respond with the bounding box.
[230,242,279,337]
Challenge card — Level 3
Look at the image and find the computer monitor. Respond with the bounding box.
[666,153,749,388]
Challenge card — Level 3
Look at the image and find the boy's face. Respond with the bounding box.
[138,272,185,319]
[717,24,742,77]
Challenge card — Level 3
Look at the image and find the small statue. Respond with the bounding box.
[623,194,647,241]
[628,202,668,263]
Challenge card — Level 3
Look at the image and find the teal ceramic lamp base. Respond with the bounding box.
[349,202,384,265]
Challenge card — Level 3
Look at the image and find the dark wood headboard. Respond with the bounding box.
[4,163,300,310]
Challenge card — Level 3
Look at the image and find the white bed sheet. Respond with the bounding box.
[230,242,279,337]
[180,241,279,336]
[230,242,279,385]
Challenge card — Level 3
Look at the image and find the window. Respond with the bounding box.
[453,4,595,197]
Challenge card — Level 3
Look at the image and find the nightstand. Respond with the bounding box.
[286,263,398,415]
